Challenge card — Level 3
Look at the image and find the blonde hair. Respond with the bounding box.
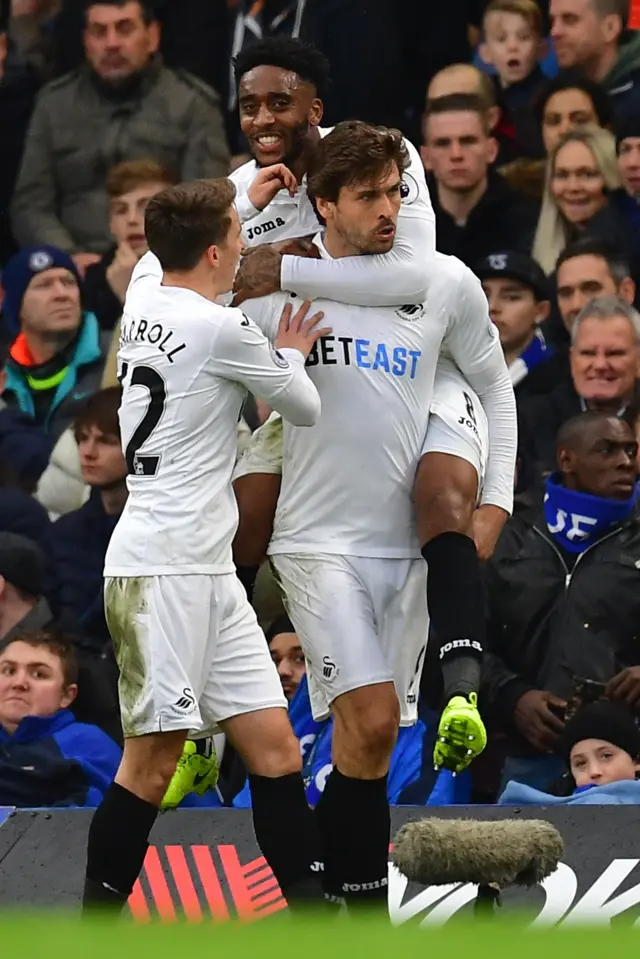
[483,0,543,37]
[532,125,622,275]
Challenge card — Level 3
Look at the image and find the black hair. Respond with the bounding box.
[556,410,627,453]
[556,237,631,285]
[233,37,331,97]
[265,614,296,645]
[533,68,614,132]
[84,0,156,24]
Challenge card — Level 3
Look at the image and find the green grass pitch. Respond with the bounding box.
[0,914,635,959]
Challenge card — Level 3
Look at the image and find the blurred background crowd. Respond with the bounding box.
[1,0,640,812]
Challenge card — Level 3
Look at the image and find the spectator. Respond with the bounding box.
[483,410,640,791]
[0,629,120,807]
[535,67,615,154]
[10,0,229,262]
[421,92,538,265]
[475,250,555,399]
[479,0,548,158]
[521,295,640,475]
[83,159,176,330]
[1,246,110,462]
[0,531,120,740]
[266,614,305,702]
[500,701,640,803]
[555,236,636,334]
[47,387,126,652]
[616,116,640,233]
[550,0,640,119]
[532,126,635,274]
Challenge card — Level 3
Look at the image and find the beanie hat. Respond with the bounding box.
[616,114,640,151]
[1,245,81,338]
[561,700,640,764]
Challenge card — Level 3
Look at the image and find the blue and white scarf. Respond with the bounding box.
[544,473,637,553]
[510,330,554,388]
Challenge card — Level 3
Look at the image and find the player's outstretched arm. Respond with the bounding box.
[280,139,435,307]
[211,303,330,427]
[444,266,517,526]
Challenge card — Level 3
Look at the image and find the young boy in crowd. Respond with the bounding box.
[480,0,548,158]
[474,250,555,400]
[83,160,175,330]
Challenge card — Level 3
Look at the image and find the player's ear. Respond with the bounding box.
[314,196,333,222]
[309,97,323,127]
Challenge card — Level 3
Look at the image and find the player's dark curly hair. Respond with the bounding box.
[233,37,331,97]
[308,121,409,204]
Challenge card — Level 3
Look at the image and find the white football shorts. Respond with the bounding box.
[104,573,286,738]
[271,554,429,726]
[422,363,488,497]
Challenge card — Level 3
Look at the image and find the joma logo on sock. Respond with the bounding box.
[342,879,388,892]
[439,639,483,659]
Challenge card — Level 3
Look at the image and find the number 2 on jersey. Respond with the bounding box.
[118,361,167,476]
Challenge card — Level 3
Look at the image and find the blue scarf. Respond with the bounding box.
[510,330,554,387]
[544,474,637,554]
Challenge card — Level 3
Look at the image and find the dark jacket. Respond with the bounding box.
[482,508,640,756]
[83,249,123,331]
[431,171,539,266]
[0,403,54,489]
[493,67,546,163]
[11,57,229,253]
[47,489,120,653]
[603,29,640,123]
[3,312,108,443]
[0,708,120,808]
[0,68,39,265]
[0,487,50,546]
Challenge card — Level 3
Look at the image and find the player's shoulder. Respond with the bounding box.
[230,158,258,189]
[429,253,479,295]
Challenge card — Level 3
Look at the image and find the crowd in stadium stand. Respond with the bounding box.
[1,0,640,810]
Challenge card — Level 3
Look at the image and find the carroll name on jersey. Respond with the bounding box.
[119,314,187,363]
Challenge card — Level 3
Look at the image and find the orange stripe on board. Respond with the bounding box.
[143,846,177,921]
[191,845,230,922]
[165,846,203,922]
[128,879,151,922]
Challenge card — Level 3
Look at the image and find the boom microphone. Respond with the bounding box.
[392,818,564,889]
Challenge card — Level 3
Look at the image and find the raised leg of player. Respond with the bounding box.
[221,706,327,909]
[315,683,399,912]
[415,451,487,772]
[83,730,187,912]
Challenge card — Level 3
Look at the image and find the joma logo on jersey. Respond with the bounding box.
[306,336,421,379]
[246,217,286,241]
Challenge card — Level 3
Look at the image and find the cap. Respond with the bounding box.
[0,532,46,596]
[616,114,640,150]
[474,251,549,301]
[561,700,640,764]
[1,245,81,338]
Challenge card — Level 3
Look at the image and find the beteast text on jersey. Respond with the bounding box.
[306,335,422,379]
[119,316,187,362]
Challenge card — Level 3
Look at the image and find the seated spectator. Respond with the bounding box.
[1,246,110,479]
[501,67,614,198]
[550,0,640,120]
[47,387,126,652]
[616,116,640,233]
[0,457,50,545]
[554,236,636,336]
[267,614,306,703]
[483,411,640,791]
[522,295,640,474]
[421,92,539,266]
[532,125,636,274]
[83,159,176,330]
[0,629,121,807]
[479,0,548,159]
[0,531,121,741]
[10,0,229,263]
[475,250,555,399]
[500,701,640,804]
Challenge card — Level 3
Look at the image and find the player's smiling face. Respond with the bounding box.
[238,65,322,168]
[317,163,402,256]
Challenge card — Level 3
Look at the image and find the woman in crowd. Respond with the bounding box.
[532,126,636,275]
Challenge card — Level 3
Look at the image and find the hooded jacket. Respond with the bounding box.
[603,29,640,120]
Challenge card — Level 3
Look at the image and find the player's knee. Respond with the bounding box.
[420,485,475,540]
[245,729,302,778]
[336,700,400,766]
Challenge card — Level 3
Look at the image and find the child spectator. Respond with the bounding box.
[0,629,121,807]
[83,159,176,330]
[480,0,549,158]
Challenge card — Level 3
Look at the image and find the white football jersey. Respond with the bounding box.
[230,128,436,304]
[104,253,320,577]
[241,239,505,559]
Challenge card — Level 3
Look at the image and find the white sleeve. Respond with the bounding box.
[210,308,320,427]
[239,292,286,342]
[443,268,517,515]
[280,138,435,306]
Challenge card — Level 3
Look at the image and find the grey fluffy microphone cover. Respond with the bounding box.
[392,818,564,888]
